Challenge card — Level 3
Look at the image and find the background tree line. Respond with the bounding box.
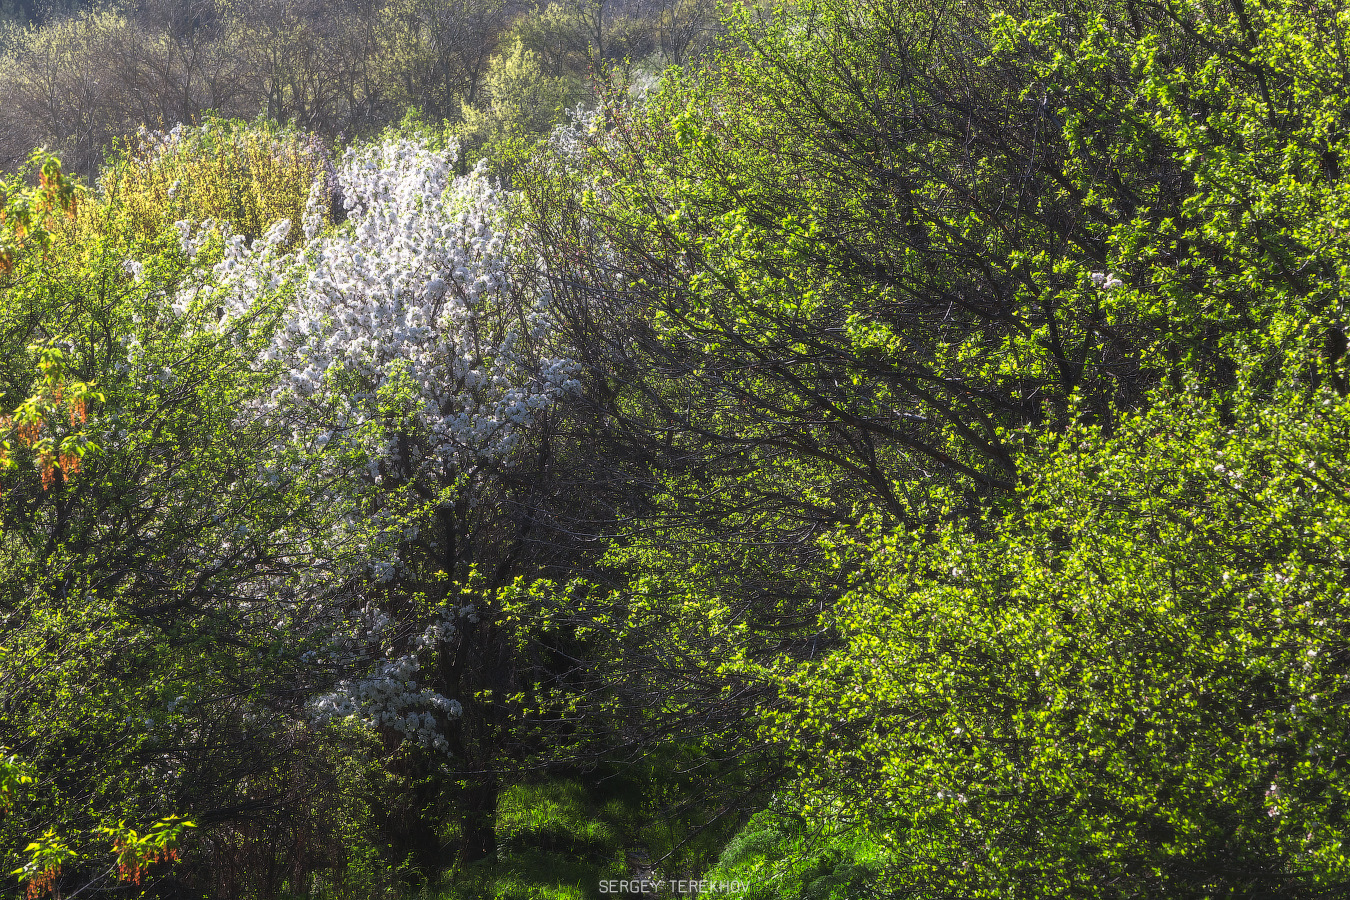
[0,0,722,175]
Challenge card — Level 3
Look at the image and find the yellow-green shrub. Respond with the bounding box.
[98,119,331,246]
[458,39,583,162]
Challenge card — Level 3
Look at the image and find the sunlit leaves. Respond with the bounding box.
[765,389,1350,895]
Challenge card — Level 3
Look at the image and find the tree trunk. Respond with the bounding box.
[457,775,499,865]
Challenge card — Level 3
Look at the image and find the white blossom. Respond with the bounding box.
[175,132,582,754]
[191,132,579,468]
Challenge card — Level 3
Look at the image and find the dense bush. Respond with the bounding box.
[766,390,1350,895]
[515,0,1350,893]
[101,119,331,245]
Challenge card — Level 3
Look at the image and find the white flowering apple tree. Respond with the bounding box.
[178,132,578,863]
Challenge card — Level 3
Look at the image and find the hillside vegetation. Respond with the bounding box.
[3,0,1350,898]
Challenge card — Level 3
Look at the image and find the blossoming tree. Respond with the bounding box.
[180,130,577,868]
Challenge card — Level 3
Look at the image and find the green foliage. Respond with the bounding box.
[0,157,101,488]
[517,0,1350,894]
[0,750,32,812]
[707,811,886,900]
[534,0,1350,518]
[376,0,513,123]
[507,4,594,79]
[98,118,329,246]
[441,764,746,900]
[2,745,197,900]
[0,341,104,489]
[0,134,355,898]
[760,387,1350,895]
[0,154,80,270]
[12,829,75,900]
[459,39,585,163]
[100,816,195,888]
